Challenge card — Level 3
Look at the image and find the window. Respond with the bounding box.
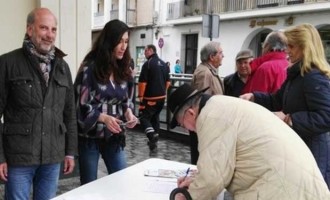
[257,0,279,8]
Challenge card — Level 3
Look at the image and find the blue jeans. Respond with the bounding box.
[78,137,127,185]
[5,163,61,200]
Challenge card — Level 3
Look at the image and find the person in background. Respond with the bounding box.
[224,49,253,97]
[191,41,224,96]
[138,44,170,151]
[166,61,171,74]
[174,59,183,73]
[74,19,138,185]
[0,8,77,199]
[168,84,330,200]
[128,58,136,112]
[241,31,288,94]
[240,23,330,189]
[189,41,225,165]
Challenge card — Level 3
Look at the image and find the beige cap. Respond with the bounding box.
[235,49,254,61]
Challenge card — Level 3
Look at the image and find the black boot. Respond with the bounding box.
[147,132,159,150]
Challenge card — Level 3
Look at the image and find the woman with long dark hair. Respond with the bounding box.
[74,19,138,185]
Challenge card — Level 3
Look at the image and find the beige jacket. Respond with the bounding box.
[188,96,330,200]
[191,63,224,95]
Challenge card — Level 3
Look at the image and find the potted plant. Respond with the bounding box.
[194,8,200,15]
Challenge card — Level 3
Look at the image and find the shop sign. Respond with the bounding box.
[249,19,278,28]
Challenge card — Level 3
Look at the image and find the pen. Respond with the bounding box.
[184,167,190,180]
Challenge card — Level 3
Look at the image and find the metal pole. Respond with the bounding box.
[209,12,213,41]
[209,0,214,41]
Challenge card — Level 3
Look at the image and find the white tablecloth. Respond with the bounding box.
[52,158,195,200]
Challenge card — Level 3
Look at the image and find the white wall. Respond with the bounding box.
[0,0,37,55]
[0,0,92,78]
[40,0,91,78]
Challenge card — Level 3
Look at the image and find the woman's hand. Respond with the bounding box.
[124,108,138,128]
[239,93,255,101]
[274,112,293,127]
[274,111,286,121]
[98,113,122,134]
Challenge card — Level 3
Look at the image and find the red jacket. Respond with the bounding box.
[242,51,288,94]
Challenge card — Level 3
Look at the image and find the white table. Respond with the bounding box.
[52,158,195,200]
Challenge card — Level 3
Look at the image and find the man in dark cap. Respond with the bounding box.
[241,31,288,94]
[167,84,329,200]
[224,49,253,97]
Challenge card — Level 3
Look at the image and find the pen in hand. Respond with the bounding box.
[178,167,191,190]
[184,167,190,180]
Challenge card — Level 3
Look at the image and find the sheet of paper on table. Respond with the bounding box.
[144,168,187,178]
[143,178,177,194]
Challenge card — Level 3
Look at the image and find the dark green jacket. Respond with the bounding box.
[0,47,77,165]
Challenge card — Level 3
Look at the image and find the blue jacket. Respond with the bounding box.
[254,61,330,188]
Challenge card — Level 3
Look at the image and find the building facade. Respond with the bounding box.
[93,0,330,76]
[2,1,329,78]
[160,0,330,76]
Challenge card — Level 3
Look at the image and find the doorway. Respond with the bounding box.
[185,34,198,74]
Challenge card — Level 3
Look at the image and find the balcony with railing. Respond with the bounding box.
[109,9,137,26]
[93,12,105,28]
[110,9,119,20]
[167,0,329,20]
[127,9,137,26]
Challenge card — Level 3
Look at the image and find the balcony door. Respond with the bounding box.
[184,34,198,74]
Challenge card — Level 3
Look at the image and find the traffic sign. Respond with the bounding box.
[202,14,220,41]
[158,38,164,48]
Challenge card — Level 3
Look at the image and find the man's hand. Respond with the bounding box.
[177,176,193,188]
[63,157,75,175]
[0,162,8,181]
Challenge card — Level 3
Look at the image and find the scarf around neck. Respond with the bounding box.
[23,34,55,86]
[23,34,55,64]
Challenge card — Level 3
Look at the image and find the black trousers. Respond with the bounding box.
[139,100,165,133]
[189,131,199,165]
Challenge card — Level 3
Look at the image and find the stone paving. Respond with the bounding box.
[0,128,191,199]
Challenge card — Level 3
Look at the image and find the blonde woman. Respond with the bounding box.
[241,23,330,188]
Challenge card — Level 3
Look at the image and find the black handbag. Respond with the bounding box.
[169,187,192,200]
